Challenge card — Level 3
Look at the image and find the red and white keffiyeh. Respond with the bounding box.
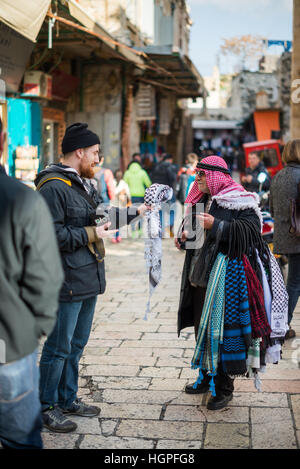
[185,156,262,227]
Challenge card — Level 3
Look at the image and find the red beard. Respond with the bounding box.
[79,160,95,179]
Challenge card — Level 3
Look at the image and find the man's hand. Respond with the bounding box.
[95,222,118,239]
[245,175,253,183]
[175,231,188,250]
[137,204,153,216]
[196,213,215,230]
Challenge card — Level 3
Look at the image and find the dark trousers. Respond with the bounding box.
[287,253,300,325]
[191,286,234,397]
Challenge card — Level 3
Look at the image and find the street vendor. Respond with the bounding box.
[175,155,284,411]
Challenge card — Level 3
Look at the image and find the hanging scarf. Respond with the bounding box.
[268,251,289,342]
[221,258,252,376]
[191,253,228,396]
[185,156,262,228]
[144,183,173,320]
[242,255,272,340]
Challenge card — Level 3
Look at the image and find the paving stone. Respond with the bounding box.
[204,423,249,449]
[102,389,181,405]
[290,394,300,429]
[156,440,202,450]
[70,415,102,435]
[149,379,188,391]
[152,348,184,358]
[251,408,297,449]
[139,367,181,379]
[93,376,151,390]
[98,402,162,420]
[80,435,155,449]
[42,432,79,449]
[119,340,194,349]
[231,392,289,407]
[99,419,119,436]
[82,355,156,367]
[117,420,204,441]
[107,347,154,357]
[83,365,140,377]
[234,379,300,393]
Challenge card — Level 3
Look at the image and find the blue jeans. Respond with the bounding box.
[39,297,97,411]
[0,350,43,449]
[287,253,300,325]
[131,196,144,232]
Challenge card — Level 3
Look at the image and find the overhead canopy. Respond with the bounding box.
[0,0,51,42]
[136,45,206,98]
[254,110,280,141]
[193,119,242,130]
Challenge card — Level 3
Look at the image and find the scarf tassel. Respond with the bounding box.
[209,375,216,397]
[193,369,204,389]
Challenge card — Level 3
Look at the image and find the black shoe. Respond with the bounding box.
[185,381,209,394]
[61,398,100,417]
[42,405,77,433]
[207,393,233,411]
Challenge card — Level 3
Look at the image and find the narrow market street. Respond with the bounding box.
[41,235,300,450]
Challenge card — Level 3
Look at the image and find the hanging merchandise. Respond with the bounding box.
[143,184,173,320]
[136,84,156,121]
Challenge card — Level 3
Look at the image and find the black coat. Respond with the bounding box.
[177,198,261,336]
[243,162,271,193]
[35,164,139,303]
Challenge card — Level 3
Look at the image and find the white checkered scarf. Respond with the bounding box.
[144,184,173,320]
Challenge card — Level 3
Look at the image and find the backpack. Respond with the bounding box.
[94,170,109,205]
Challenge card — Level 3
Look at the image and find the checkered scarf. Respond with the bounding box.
[144,183,173,320]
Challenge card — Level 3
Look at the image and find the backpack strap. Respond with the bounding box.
[36,172,97,209]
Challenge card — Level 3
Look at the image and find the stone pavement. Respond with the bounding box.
[42,236,300,450]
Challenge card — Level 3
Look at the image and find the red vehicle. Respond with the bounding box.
[242,139,283,180]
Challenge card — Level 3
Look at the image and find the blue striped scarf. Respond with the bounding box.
[191,253,228,396]
[221,258,252,376]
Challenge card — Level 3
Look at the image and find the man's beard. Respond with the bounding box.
[79,160,95,179]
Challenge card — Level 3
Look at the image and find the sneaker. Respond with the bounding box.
[111,238,118,244]
[61,398,100,417]
[185,381,209,394]
[207,393,233,411]
[42,405,77,433]
[116,236,122,243]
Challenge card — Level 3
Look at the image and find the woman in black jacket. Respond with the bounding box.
[270,139,300,339]
[176,156,264,410]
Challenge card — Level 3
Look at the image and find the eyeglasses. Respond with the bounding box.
[196,171,206,178]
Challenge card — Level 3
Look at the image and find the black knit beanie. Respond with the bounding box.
[62,123,100,154]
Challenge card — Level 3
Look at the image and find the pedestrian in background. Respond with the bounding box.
[151,154,177,237]
[241,151,271,193]
[124,156,152,238]
[177,153,198,205]
[0,119,64,449]
[111,168,131,243]
[93,154,115,205]
[270,139,300,339]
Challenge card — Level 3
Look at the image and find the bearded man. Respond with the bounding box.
[35,123,147,433]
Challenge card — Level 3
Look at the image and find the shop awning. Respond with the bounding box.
[253,110,280,141]
[193,119,242,130]
[0,0,51,42]
[135,45,206,98]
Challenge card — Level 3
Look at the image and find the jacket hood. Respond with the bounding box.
[34,163,83,187]
[127,162,143,173]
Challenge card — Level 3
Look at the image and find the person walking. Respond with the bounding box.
[35,123,148,433]
[111,168,131,243]
[176,153,198,205]
[0,120,64,449]
[92,155,115,206]
[241,151,271,193]
[151,154,177,237]
[175,155,271,410]
[270,139,300,339]
[123,158,152,238]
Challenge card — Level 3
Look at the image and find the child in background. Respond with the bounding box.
[111,169,131,243]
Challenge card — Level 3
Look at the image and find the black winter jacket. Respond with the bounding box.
[243,161,271,193]
[177,197,261,336]
[35,164,140,302]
